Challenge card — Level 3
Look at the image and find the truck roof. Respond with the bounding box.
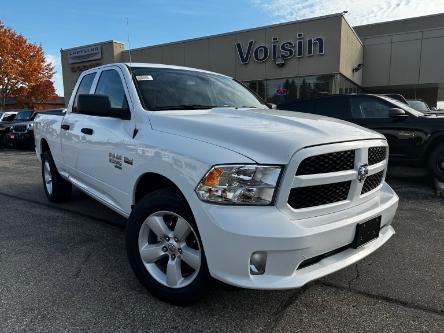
[86,62,232,79]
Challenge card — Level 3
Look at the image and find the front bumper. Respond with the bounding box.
[189,182,398,289]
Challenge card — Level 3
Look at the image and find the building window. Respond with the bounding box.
[244,74,360,104]
[265,74,333,103]
[336,74,361,95]
[244,80,266,100]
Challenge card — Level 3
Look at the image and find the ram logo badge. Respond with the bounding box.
[357,164,369,183]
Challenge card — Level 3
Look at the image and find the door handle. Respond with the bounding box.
[61,124,70,131]
[81,128,94,135]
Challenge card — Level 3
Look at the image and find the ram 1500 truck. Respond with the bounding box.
[34,63,399,305]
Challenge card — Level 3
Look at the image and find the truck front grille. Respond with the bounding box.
[361,170,384,194]
[296,150,355,175]
[288,181,351,209]
[368,146,387,165]
[286,142,388,212]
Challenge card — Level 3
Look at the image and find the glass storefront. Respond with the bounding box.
[244,74,361,104]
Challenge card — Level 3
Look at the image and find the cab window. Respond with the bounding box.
[350,97,392,119]
[314,97,350,119]
[94,70,129,110]
[73,73,95,112]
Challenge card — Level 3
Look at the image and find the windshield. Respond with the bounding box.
[408,100,430,112]
[378,95,424,116]
[131,67,265,111]
[14,111,34,121]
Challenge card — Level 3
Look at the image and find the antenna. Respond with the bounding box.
[126,17,138,139]
[126,17,133,69]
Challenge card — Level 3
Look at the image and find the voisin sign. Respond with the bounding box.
[235,34,325,66]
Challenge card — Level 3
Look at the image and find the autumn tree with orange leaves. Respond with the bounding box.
[0,21,55,110]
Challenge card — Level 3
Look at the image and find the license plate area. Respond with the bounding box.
[352,216,381,248]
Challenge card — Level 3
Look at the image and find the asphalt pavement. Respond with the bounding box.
[0,149,443,332]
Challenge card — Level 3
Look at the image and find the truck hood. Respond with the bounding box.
[150,108,385,164]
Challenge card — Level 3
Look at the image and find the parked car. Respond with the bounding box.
[34,63,398,305]
[407,99,431,112]
[0,111,20,147]
[279,94,444,181]
[5,109,65,149]
[0,111,18,122]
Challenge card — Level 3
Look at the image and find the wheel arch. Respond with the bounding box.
[40,138,50,156]
[132,172,189,207]
[423,132,444,162]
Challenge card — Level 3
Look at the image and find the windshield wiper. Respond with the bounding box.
[155,104,220,110]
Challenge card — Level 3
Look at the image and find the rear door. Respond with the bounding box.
[60,71,97,176]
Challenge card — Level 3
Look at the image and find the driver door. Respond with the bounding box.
[347,96,415,160]
[74,67,135,210]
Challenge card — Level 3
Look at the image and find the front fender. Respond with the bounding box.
[126,129,255,211]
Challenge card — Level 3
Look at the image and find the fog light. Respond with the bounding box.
[250,251,267,275]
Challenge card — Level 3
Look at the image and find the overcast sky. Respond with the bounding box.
[2,0,444,96]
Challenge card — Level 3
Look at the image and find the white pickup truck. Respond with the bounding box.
[34,63,399,305]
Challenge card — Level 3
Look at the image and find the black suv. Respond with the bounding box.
[279,94,444,181]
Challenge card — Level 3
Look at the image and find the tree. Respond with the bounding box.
[0,21,54,110]
[17,79,56,108]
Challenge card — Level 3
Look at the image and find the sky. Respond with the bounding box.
[1,0,444,96]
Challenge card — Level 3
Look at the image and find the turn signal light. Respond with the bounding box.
[200,167,224,187]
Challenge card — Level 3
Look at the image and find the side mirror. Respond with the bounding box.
[267,103,277,110]
[76,94,130,120]
[389,108,407,118]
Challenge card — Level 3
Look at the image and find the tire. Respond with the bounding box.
[41,151,72,203]
[126,188,211,305]
[428,144,444,182]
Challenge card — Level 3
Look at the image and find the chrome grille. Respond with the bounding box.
[288,181,351,209]
[361,170,384,194]
[296,150,355,175]
[368,147,387,165]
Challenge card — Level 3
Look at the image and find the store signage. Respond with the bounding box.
[236,34,325,66]
[70,62,102,73]
[68,45,102,64]
[276,87,289,96]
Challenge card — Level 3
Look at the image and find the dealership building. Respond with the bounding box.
[61,12,444,107]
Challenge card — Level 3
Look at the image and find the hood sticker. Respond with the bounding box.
[136,75,153,81]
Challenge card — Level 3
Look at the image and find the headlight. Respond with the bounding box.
[9,126,14,131]
[27,123,33,129]
[196,165,282,205]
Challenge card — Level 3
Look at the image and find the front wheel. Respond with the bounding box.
[126,189,211,305]
[428,143,444,182]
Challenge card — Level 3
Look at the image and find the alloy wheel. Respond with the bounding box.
[138,211,202,289]
[44,161,53,195]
